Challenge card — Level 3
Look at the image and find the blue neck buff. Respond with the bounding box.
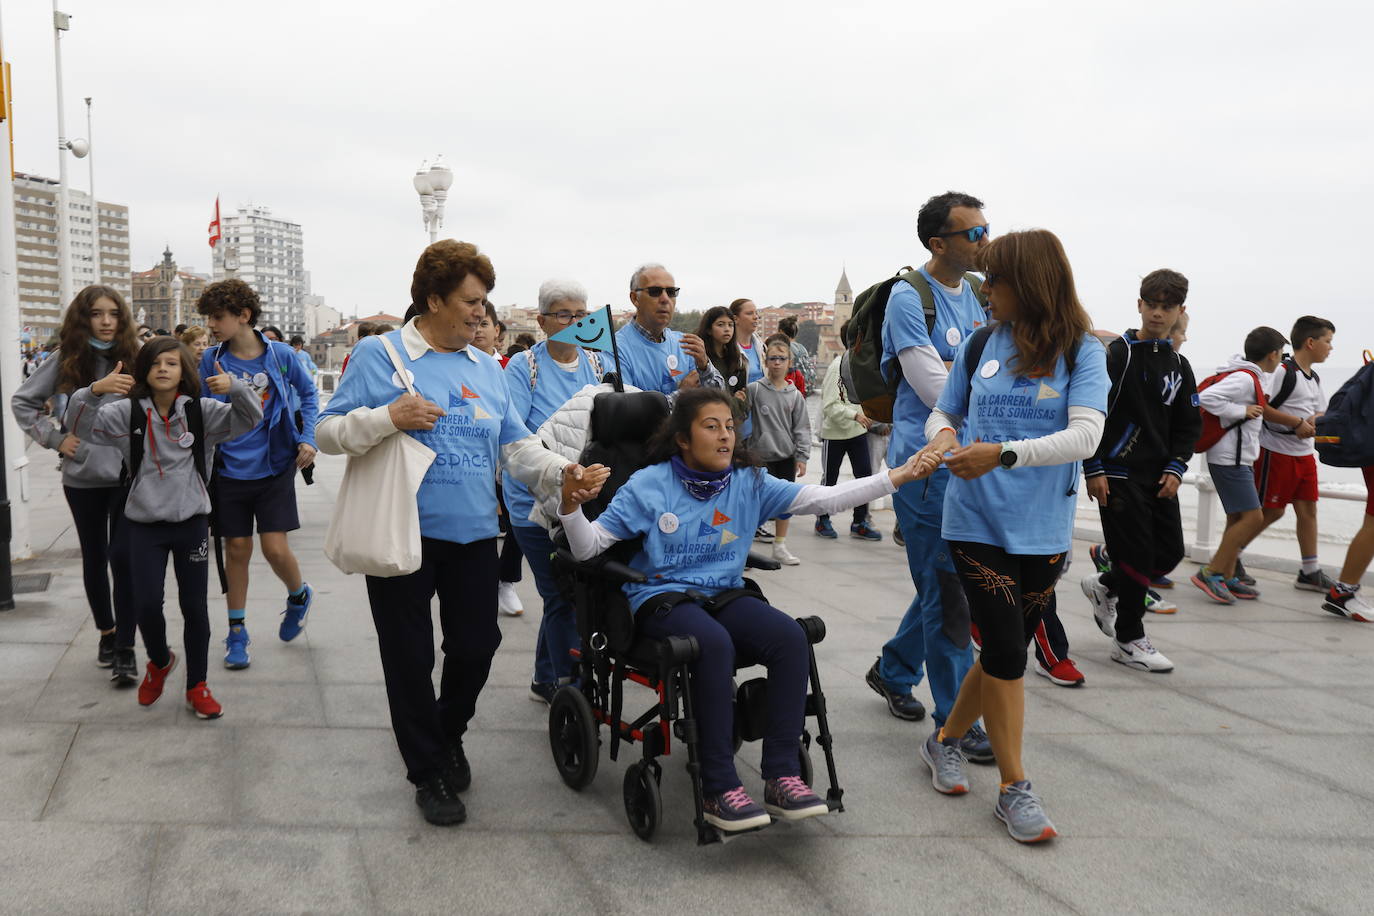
[89,337,114,351]
[669,454,732,501]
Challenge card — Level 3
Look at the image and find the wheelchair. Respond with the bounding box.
[547,389,844,845]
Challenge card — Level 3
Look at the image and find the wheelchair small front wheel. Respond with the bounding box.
[623,762,662,841]
[549,685,599,790]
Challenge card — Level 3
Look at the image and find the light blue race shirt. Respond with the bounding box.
[739,339,765,383]
[614,323,696,395]
[594,462,801,612]
[936,324,1108,555]
[319,330,532,544]
[881,269,989,467]
[501,342,602,527]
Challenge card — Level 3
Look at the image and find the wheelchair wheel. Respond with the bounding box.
[548,686,599,790]
[623,761,662,841]
[798,738,814,788]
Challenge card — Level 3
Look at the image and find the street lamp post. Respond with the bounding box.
[51,5,88,307]
[412,156,453,243]
[85,96,97,286]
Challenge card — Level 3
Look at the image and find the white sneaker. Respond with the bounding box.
[1111,636,1173,672]
[1080,574,1117,638]
[773,543,801,566]
[498,581,524,616]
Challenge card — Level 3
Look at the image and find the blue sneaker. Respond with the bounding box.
[959,722,995,764]
[849,522,883,541]
[224,624,251,670]
[280,583,313,641]
[814,518,837,539]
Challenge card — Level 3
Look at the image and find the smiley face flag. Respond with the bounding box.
[549,304,624,391]
[549,305,615,352]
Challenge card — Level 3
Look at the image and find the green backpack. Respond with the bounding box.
[847,267,986,422]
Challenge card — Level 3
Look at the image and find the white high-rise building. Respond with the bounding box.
[13,172,131,342]
[212,205,307,334]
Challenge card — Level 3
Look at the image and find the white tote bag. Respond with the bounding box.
[324,336,436,577]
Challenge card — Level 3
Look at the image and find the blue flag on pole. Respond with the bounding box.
[548,305,616,353]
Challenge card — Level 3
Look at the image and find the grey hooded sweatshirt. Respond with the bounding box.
[11,349,127,488]
[747,378,812,463]
[67,379,263,523]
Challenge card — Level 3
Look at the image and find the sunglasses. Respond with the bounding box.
[937,224,990,243]
[764,355,789,363]
[633,286,680,299]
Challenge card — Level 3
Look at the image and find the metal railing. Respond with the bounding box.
[1187,472,1367,562]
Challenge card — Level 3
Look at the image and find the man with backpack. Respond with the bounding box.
[859,191,993,763]
[1318,354,1374,620]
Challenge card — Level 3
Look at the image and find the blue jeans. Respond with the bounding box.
[510,524,579,686]
[879,469,973,726]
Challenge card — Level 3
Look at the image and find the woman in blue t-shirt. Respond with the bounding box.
[916,229,1108,844]
[318,241,587,829]
[560,388,934,833]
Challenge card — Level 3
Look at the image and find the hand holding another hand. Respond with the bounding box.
[560,463,611,514]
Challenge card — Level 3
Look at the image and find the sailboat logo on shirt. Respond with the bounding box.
[1036,382,1061,402]
[449,385,492,419]
[1012,376,1035,390]
[705,509,735,546]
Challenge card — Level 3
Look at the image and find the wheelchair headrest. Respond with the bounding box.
[590,390,670,447]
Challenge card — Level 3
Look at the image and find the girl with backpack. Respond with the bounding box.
[11,286,141,684]
[66,338,263,718]
[916,229,1109,844]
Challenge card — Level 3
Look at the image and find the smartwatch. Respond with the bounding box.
[999,443,1019,469]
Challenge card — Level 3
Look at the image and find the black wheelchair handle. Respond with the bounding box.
[600,559,648,584]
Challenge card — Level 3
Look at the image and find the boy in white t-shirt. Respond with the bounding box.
[1249,316,1336,591]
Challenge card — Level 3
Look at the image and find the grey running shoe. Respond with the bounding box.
[1296,569,1335,592]
[919,730,969,795]
[995,780,1058,843]
[1081,574,1118,637]
[1233,558,1256,586]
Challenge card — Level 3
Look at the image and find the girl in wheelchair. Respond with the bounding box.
[559,388,935,832]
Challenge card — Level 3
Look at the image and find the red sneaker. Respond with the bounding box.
[185,682,223,720]
[137,652,178,707]
[1035,657,1085,687]
[971,622,983,653]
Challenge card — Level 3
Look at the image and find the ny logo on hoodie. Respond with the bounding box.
[1161,370,1183,407]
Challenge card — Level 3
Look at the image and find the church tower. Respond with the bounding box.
[834,267,854,328]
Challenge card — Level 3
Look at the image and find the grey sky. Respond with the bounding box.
[7,0,1371,367]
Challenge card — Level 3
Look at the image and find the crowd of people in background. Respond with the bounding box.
[6,189,1371,846]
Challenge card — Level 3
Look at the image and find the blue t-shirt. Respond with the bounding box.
[881,271,989,467]
[739,339,764,383]
[501,343,602,527]
[614,323,696,395]
[319,331,533,544]
[216,348,277,479]
[595,463,802,611]
[936,325,1108,555]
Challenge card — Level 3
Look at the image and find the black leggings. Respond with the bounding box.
[951,541,1065,681]
[126,517,212,689]
[819,434,873,526]
[63,485,136,647]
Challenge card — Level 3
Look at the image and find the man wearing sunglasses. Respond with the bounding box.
[614,263,722,396]
[866,191,996,762]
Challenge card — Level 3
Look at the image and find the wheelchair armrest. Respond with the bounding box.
[556,548,648,585]
[745,551,781,571]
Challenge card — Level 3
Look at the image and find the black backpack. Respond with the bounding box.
[1315,353,1374,468]
[123,397,208,488]
[1262,356,1317,438]
[848,267,986,423]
